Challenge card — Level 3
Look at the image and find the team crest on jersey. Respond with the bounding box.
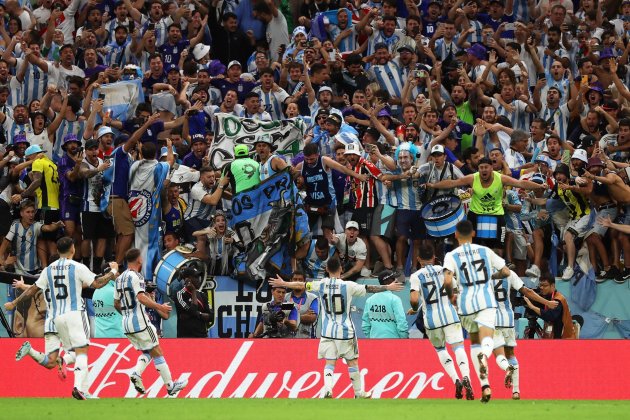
[128,190,153,227]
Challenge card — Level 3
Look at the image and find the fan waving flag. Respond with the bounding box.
[92,79,144,122]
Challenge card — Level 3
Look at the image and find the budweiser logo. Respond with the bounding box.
[84,341,446,398]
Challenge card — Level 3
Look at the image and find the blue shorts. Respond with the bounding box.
[395,209,424,240]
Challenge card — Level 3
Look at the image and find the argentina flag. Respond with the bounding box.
[92,79,144,122]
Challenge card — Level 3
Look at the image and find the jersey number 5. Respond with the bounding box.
[45,275,69,301]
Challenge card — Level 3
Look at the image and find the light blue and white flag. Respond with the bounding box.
[92,79,144,122]
[128,159,170,281]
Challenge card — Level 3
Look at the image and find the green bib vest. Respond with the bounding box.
[470,171,504,215]
[230,158,260,193]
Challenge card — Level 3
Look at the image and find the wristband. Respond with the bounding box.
[111,269,118,276]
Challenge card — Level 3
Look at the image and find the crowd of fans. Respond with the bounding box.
[1,0,630,339]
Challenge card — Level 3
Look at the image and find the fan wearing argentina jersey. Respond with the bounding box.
[299,237,336,279]
[114,248,188,397]
[5,276,77,383]
[409,243,474,401]
[476,81,538,132]
[183,166,222,243]
[532,78,584,142]
[443,220,511,403]
[492,270,558,400]
[270,256,404,399]
[356,11,403,60]
[0,200,64,274]
[367,44,404,112]
[7,237,119,400]
[251,68,297,121]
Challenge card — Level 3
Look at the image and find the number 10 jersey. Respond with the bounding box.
[444,243,505,316]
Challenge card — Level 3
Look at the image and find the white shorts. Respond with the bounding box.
[563,214,592,239]
[426,323,464,348]
[318,337,359,361]
[493,327,517,348]
[460,308,496,334]
[126,324,160,351]
[55,311,90,351]
[508,229,528,260]
[44,332,61,355]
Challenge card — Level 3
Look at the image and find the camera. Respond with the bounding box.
[262,302,294,338]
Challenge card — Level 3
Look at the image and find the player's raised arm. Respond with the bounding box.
[366,282,404,293]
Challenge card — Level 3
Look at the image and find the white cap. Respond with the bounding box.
[192,44,211,61]
[344,142,362,156]
[318,86,333,95]
[346,221,359,230]
[571,148,588,164]
[227,60,242,69]
[430,144,445,155]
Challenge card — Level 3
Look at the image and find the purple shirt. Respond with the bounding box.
[210,78,258,103]
[58,154,83,201]
[182,152,203,170]
[109,146,133,199]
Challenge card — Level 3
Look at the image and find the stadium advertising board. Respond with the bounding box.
[2,339,629,399]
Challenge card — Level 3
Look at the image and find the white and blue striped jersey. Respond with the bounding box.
[35,258,96,319]
[328,24,357,53]
[53,119,85,164]
[366,29,403,58]
[306,277,366,339]
[140,16,173,47]
[114,269,151,334]
[15,59,54,106]
[490,98,530,132]
[539,103,570,141]
[391,168,423,210]
[410,264,460,330]
[104,18,132,44]
[443,243,505,316]
[434,38,460,62]
[184,181,215,220]
[466,20,484,44]
[494,270,525,328]
[368,62,404,102]
[539,46,569,75]
[303,239,336,279]
[103,41,133,68]
[5,221,43,272]
[252,86,289,121]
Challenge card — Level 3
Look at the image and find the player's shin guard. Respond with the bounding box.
[480,336,494,358]
[63,351,76,365]
[135,352,152,376]
[154,356,173,387]
[348,366,363,397]
[436,348,459,383]
[324,364,335,395]
[496,354,510,371]
[470,345,489,387]
[453,344,470,379]
[74,353,89,392]
[509,357,520,393]
[31,349,46,365]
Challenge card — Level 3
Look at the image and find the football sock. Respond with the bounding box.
[481,336,494,358]
[436,348,459,383]
[29,347,46,365]
[453,344,470,379]
[509,357,520,393]
[496,354,510,372]
[324,364,335,395]
[74,353,88,392]
[471,344,489,387]
[63,351,76,365]
[154,356,173,387]
[348,366,362,397]
[135,352,152,376]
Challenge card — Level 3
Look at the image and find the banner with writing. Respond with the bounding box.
[209,114,305,169]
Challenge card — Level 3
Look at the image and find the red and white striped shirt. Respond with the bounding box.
[349,157,382,209]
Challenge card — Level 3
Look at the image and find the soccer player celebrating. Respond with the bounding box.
[269,256,403,399]
[443,220,511,403]
[114,248,188,397]
[4,237,119,399]
[409,243,474,400]
[492,270,558,400]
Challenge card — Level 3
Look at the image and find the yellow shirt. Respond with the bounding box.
[31,156,60,209]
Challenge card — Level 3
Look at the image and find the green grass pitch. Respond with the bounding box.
[2,399,629,420]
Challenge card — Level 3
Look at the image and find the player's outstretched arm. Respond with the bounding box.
[366,282,404,293]
[491,266,511,279]
[3,281,39,311]
[269,275,307,290]
[91,262,119,289]
[521,286,558,309]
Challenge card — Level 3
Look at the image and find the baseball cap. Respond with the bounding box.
[292,26,307,38]
[191,133,205,144]
[318,86,333,95]
[587,157,604,169]
[192,44,211,61]
[166,64,180,73]
[466,43,487,61]
[374,42,389,52]
[530,173,546,185]
[85,138,99,149]
[580,135,596,149]
[397,44,415,53]
[62,133,80,146]
[160,146,178,158]
[344,142,362,156]
[234,144,249,158]
[571,148,588,164]
[227,60,242,69]
[535,155,553,167]
[406,122,420,131]
[378,269,398,285]
[326,113,342,126]
[554,163,571,178]
[345,221,359,230]
[376,108,392,119]
[431,144,445,155]
[97,126,114,139]
[25,144,45,157]
[13,134,29,145]
[315,108,330,119]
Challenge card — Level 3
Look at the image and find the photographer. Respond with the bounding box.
[173,267,213,338]
[524,274,576,339]
[285,271,319,339]
[252,285,298,338]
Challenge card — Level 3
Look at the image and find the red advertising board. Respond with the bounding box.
[1,339,629,399]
